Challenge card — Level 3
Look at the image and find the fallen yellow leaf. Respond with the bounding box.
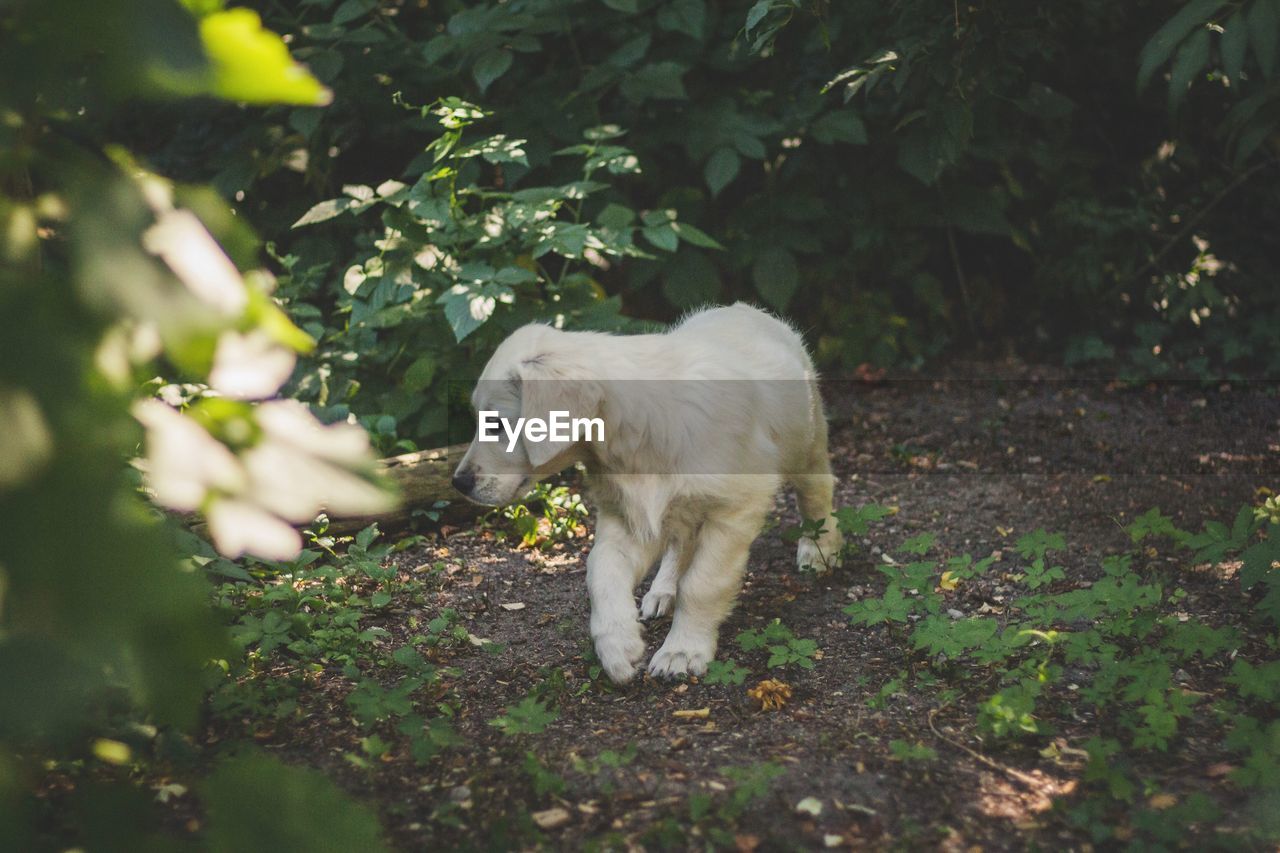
[531,807,572,829]
[939,571,959,591]
[672,707,710,719]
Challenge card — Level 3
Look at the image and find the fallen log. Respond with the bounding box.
[344,443,477,534]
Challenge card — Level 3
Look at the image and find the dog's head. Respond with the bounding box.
[451,324,602,506]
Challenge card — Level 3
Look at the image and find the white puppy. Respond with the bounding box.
[451,303,842,683]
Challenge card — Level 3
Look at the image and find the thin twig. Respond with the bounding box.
[927,708,1044,789]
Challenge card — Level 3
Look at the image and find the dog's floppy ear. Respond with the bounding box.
[517,355,602,470]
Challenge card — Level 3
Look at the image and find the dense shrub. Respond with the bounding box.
[133,0,1280,449]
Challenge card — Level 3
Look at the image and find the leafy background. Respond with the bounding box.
[133,0,1280,453]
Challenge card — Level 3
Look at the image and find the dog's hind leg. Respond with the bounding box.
[641,533,696,620]
[647,501,767,678]
[792,422,843,572]
[640,544,680,620]
[588,512,665,684]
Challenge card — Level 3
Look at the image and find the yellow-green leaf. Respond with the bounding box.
[200,9,332,106]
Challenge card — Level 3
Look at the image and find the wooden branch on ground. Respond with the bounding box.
[336,443,477,535]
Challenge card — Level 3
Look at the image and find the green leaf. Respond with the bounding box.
[1222,11,1249,84]
[489,696,558,735]
[1137,0,1223,92]
[900,532,936,556]
[704,147,741,196]
[437,283,512,341]
[181,0,225,15]
[751,246,799,311]
[203,755,387,852]
[473,49,514,93]
[811,110,868,145]
[733,133,767,159]
[200,9,332,105]
[657,0,707,40]
[744,0,772,34]
[421,36,456,65]
[597,203,637,230]
[642,224,679,252]
[671,221,723,250]
[292,197,356,228]
[601,0,638,11]
[1240,536,1280,589]
[1248,0,1280,78]
[331,0,376,25]
[704,659,749,685]
[1168,27,1211,111]
[620,62,688,102]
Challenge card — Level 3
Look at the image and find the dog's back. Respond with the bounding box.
[668,302,815,383]
[666,303,824,472]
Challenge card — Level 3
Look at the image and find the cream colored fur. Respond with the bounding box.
[452,303,842,682]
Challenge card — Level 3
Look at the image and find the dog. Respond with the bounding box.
[451,303,842,683]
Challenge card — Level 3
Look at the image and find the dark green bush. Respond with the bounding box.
[137,0,1280,448]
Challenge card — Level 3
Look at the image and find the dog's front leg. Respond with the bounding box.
[588,512,662,684]
[648,504,766,678]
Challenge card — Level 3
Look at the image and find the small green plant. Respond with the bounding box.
[736,620,819,670]
[495,482,590,548]
[1012,529,1067,589]
[686,762,786,848]
[845,496,1280,845]
[704,659,750,686]
[489,695,559,736]
[888,739,938,762]
[523,751,567,798]
[832,502,897,537]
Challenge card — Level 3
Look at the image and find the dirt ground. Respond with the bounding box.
[246,366,1280,850]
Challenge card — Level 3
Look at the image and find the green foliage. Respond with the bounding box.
[281,98,693,449]
[489,695,559,736]
[132,1,1280,460]
[704,659,750,686]
[523,751,567,798]
[736,619,819,669]
[203,754,386,851]
[850,497,1280,844]
[491,482,590,549]
[684,761,785,846]
[1012,529,1068,589]
[208,526,466,770]
[888,739,938,762]
[0,0,395,846]
[833,503,897,538]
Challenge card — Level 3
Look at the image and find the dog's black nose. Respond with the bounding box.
[451,468,476,496]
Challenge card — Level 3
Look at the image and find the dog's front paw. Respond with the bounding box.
[594,630,647,684]
[640,587,675,620]
[797,533,844,573]
[647,637,713,679]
